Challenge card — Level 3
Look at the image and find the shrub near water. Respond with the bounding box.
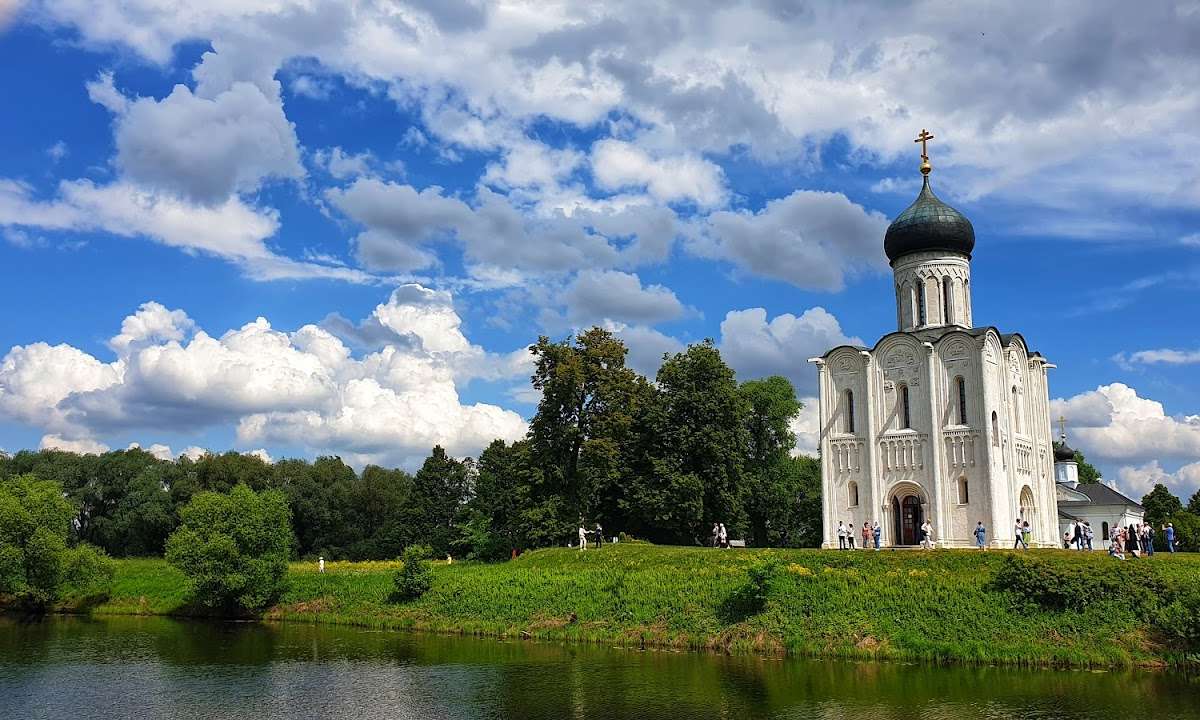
[165,483,291,613]
[0,474,113,610]
[391,545,433,602]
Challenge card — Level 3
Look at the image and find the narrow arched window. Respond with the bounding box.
[844,389,855,433]
[955,376,967,425]
[991,411,999,446]
[899,384,911,429]
[1012,386,1021,432]
[917,283,927,326]
[848,481,859,507]
[942,277,953,324]
[958,477,969,504]
[963,279,970,321]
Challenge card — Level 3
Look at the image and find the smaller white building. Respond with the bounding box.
[1053,437,1144,549]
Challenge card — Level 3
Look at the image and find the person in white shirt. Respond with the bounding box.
[920,521,934,550]
[837,521,847,550]
[578,525,588,551]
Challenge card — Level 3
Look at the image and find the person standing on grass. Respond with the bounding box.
[974,521,987,550]
[920,520,934,550]
[837,521,847,550]
[1165,523,1176,553]
[1022,521,1032,549]
[862,523,870,550]
[318,556,325,573]
[1127,524,1140,557]
[718,523,728,549]
[1144,524,1155,556]
[848,523,857,550]
[578,524,588,551]
[711,523,720,548]
[1084,522,1094,551]
[594,523,604,549]
[872,522,881,550]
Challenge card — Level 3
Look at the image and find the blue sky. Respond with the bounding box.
[1,1,1198,500]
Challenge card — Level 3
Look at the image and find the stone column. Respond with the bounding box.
[923,342,946,543]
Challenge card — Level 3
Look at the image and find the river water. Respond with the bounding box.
[2,616,1197,720]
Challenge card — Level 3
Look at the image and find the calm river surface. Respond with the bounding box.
[2,616,1198,720]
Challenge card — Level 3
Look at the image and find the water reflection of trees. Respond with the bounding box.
[4,618,1200,720]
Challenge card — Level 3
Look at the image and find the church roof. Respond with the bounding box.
[1057,482,1143,510]
[884,176,975,264]
[819,325,1045,361]
[1053,441,1076,463]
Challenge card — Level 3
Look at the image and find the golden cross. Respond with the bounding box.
[1058,415,1067,439]
[914,129,934,161]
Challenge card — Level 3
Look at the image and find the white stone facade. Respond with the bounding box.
[812,249,1060,548]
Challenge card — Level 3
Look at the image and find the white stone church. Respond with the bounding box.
[810,133,1059,548]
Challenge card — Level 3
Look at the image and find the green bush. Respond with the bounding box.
[62,543,116,599]
[992,553,1165,612]
[1156,587,1200,647]
[391,544,433,602]
[165,483,292,613]
[0,474,112,609]
[720,557,780,622]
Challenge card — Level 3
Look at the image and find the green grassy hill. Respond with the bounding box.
[87,545,1200,668]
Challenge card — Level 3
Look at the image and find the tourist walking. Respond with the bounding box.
[1022,521,1032,549]
[837,521,847,550]
[711,523,720,548]
[974,521,987,550]
[872,521,881,550]
[1013,520,1026,550]
[847,523,856,550]
[1071,520,1082,550]
[578,524,588,551]
[1084,522,1094,551]
[1127,524,1140,557]
[1165,522,1176,553]
[862,523,870,550]
[594,523,604,549]
[718,523,728,549]
[920,520,934,550]
[1143,524,1154,556]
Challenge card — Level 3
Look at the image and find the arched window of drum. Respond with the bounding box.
[991,411,999,446]
[942,276,953,324]
[955,376,967,425]
[963,279,970,319]
[1102,522,1110,541]
[848,481,859,507]
[916,282,927,326]
[899,384,911,429]
[1011,386,1021,432]
[844,389,855,433]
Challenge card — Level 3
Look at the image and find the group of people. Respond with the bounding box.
[1107,522,1177,560]
[1061,519,1095,550]
[835,521,884,550]
[576,522,604,550]
[710,523,729,548]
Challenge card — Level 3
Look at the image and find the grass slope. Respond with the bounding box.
[85,545,1200,668]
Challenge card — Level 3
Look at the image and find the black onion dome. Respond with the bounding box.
[1054,442,1076,463]
[884,176,975,263]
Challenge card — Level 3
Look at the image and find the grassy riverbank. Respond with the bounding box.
[66,545,1200,668]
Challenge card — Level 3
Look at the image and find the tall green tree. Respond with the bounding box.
[738,376,801,545]
[1188,489,1200,515]
[406,446,472,556]
[528,328,644,532]
[1142,483,1183,528]
[657,340,750,540]
[1073,450,1102,485]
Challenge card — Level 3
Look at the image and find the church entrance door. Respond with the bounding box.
[893,495,922,546]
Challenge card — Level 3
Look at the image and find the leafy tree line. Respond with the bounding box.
[0,328,822,561]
